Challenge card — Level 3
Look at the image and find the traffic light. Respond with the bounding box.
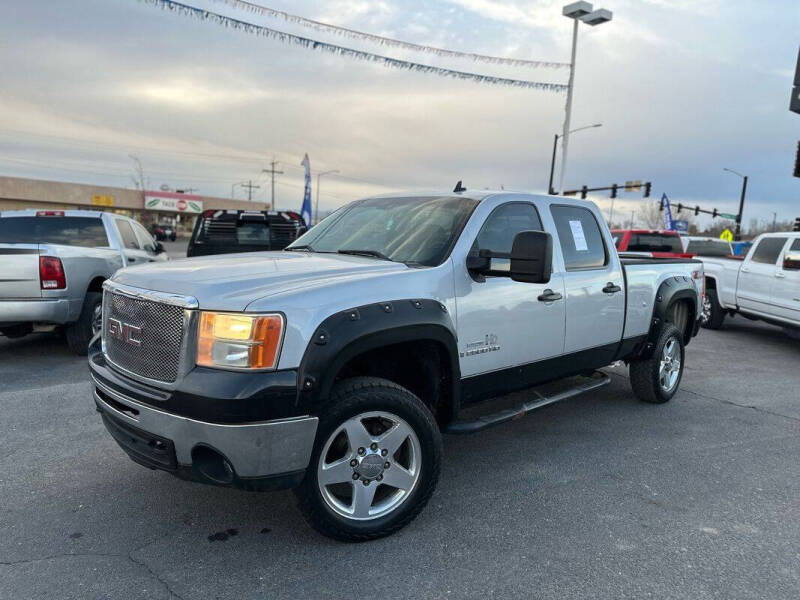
[676,203,683,213]
[712,209,718,218]
[580,185,588,199]
[610,184,618,199]
[643,182,651,197]
[794,217,800,232]
[794,141,800,178]
[695,206,700,216]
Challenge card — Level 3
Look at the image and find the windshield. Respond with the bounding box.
[686,240,731,257]
[287,196,477,266]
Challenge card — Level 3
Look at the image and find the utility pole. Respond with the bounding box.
[240,180,260,202]
[263,160,284,210]
[723,168,748,241]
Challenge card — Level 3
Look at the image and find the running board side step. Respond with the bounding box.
[443,371,611,435]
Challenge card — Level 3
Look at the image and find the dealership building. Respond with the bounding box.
[0,175,268,234]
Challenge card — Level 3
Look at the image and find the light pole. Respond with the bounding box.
[315,170,339,225]
[548,123,602,194]
[723,167,748,241]
[558,2,613,195]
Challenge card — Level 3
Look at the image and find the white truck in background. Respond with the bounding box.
[0,210,168,353]
[701,232,800,332]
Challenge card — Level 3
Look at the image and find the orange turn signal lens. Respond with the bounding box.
[197,312,284,370]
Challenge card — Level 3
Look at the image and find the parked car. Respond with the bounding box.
[187,209,306,257]
[700,232,800,332]
[151,223,177,242]
[612,229,694,258]
[0,209,168,353]
[681,236,734,257]
[90,191,703,541]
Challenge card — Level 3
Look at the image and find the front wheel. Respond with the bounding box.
[294,377,442,542]
[65,292,102,355]
[629,324,685,404]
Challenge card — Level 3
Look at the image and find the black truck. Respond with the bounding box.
[187,209,306,257]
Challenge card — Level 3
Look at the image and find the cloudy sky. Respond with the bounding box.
[1,0,798,226]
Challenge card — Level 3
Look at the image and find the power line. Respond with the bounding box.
[240,180,261,201]
[212,0,569,69]
[145,0,567,92]
[262,160,284,209]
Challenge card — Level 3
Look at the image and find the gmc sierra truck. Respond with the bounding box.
[90,191,703,541]
[0,210,168,353]
[700,232,800,332]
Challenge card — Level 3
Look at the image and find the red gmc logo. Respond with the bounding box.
[108,318,142,347]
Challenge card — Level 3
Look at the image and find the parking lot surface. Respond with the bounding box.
[1,318,798,599]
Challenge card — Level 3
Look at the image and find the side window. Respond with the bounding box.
[789,239,800,252]
[132,221,157,254]
[115,219,140,250]
[550,205,608,270]
[750,237,787,265]
[475,202,543,272]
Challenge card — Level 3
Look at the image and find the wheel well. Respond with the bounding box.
[666,298,695,344]
[87,276,105,293]
[334,339,454,424]
[705,276,717,290]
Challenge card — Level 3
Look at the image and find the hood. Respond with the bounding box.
[112,251,408,311]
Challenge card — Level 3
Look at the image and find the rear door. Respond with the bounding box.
[737,236,788,314]
[770,238,800,324]
[550,205,625,359]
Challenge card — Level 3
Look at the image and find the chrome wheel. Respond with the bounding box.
[659,337,681,392]
[317,411,421,521]
[700,294,712,325]
[91,303,103,336]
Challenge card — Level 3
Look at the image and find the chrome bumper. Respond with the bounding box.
[93,376,318,478]
[0,298,75,324]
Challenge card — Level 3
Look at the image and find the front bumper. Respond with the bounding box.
[90,344,318,490]
[0,298,75,325]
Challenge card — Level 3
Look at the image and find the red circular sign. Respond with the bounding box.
[177,199,187,211]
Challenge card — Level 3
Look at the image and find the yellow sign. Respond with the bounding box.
[720,228,734,242]
[91,194,114,207]
[625,180,642,191]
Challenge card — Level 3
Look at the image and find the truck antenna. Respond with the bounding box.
[453,180,466,192]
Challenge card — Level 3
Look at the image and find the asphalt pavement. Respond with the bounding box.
[1,316,798,599]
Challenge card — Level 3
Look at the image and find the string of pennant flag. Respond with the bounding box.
[142,0,569,92]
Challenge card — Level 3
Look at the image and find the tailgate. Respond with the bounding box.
[0,244,41,298]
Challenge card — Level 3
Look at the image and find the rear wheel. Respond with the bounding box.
[629,324,685,404]
[294,377,442,542]
[65,292,102,355]
[700,288,725,329]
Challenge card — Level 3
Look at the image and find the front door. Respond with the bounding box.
[770,238,800,324]
[738,236,788,314]
[455,201,566,379]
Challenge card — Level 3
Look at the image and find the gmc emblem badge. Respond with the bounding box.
[108,318,142,347]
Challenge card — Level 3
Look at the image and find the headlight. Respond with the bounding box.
[197,312,284,370]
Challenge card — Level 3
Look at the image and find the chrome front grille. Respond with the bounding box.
[102,286,192,384]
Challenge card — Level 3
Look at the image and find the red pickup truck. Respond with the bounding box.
[612,229,694,259]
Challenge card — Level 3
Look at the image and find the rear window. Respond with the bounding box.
[750,237,788,265]
[626,233,683,253]
[193,213,303,249]
[685,240,731,257]
[550,205,608,270]
[0,216,108,247]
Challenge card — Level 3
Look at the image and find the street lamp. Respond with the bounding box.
[315,170,340,225]
[548,123,602,194]
[557,2,613,195]
[723,167,748,241]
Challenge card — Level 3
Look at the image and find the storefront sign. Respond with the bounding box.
[145,194,203,213]
[91,194,114,206]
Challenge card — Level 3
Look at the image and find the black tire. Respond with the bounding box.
[629,324,685,404]
[700,288,725,330]
[294,376,442,542]
[65,292,102,355]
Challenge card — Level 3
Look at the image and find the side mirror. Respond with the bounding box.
[783,252,800,271]
[510,230,552,284]
[155,241,165,254]
[466,250,490,272]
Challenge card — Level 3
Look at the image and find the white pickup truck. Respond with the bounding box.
[0,210,168,353]
[700,232,800,332]
[89,191,703,541]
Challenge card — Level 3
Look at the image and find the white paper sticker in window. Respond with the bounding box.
[569,220,589,252]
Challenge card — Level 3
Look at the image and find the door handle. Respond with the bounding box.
[538,289,563,302]
[775,272,786,279]
[741,268,750,273]
[603,282,621,294]
[127,257,137,262]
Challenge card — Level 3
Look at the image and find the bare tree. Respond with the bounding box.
[129,155,146,191]
[638,200,667,229]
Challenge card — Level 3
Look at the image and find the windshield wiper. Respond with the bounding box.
[285,244,315,252]
[337,249,393,261]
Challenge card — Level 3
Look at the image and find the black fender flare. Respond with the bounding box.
[296,299,461,418]
[637,276,699,359]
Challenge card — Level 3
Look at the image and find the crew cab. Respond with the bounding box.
[612,229,694,258]
[700,232,800,332]
[89,192,703,541]
[0,210,168,353]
